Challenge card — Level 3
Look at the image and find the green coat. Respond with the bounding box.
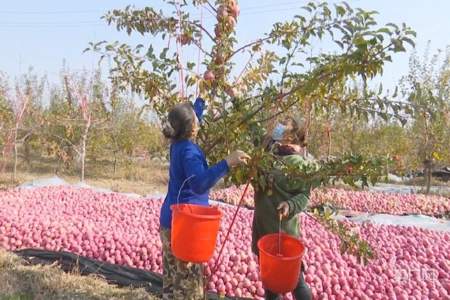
[251,154,320,255]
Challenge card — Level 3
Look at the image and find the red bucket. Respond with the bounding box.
[171,204,222,263]
[257,233,305,294]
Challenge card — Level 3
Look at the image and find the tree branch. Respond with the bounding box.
[64,75,73,108]
[191,39,213,57]
[205,0,217,14]
[280,42,300,87]
[233,52,256,85]
[47,134,81,156]
[204,68,339,154]
[227,37,271,60]
[255,99,300,123]
[191,22,215,42]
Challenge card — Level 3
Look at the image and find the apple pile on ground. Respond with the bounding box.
[0,186,449,299]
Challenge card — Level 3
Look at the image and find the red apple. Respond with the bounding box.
[203,70,215,82]
[217,5,228,21]
[225,86,236,97]
[177,33,191,46]
[228,1,240,19]
[226,15,236,28]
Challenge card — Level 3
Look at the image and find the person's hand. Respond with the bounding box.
[277,201,290,218]
[225,150,251,168]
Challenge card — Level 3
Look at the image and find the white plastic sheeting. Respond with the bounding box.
[19,176,68,188]
[369,183,450,195]
[387,173,404,183]
[19,176,141,199]
[335,212,450,232]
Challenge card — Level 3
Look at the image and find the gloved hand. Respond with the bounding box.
[277,201,290,218]
[193,97,206,123]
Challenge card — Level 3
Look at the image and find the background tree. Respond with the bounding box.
[43,70,107,181]
[401,45,450,193]
[103,86,165,176]
[15,70,46,170]
[0,69,45,182]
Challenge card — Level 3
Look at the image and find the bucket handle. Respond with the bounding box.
[176,175,195,206]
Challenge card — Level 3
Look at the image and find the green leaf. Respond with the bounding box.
[187,62,195,70]
[160,47,169,59]
[403,37,415,48]
[377,27,391,34]
[391,39,406,52]
[392,86,398,97]
[302,5,313,13]
[282,39,291,49]
[335,40,344,49]
[335,5,346,16]
[406,29,417,37]
[386,23,399,30]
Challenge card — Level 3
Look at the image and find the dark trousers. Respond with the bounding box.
[264,264,312,300]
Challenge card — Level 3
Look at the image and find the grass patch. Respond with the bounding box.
[0,249,156,300]
[0,158,168,196]
[0,294,33,300]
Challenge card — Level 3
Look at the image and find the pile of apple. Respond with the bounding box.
[211,184,255,207]
[311,188,450,217]
[0,186,449,299]
[211,185,450,217]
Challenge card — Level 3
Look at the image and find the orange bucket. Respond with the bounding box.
[171,204,222,263]
[257,233,305,294]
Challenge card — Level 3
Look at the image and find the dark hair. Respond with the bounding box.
[287,116,307,147]
[262,116,307,152]
[162,102,196,141]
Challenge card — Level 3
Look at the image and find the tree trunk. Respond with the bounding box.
[24,138,31,168]
[350,122,356,153]
[423,116,432,194]
[13,141,18,183]
[81,137,86,182]
[386,159,390,177]
[326,126,332,158]
[80,126,89,182]
[423,159,432,194]
[12,126,18,183]
[426,166,432,194]
[113,151,117,175]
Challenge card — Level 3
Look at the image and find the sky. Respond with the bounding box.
[0,0,449,93]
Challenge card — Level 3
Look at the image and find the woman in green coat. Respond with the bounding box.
[252,116,319,300]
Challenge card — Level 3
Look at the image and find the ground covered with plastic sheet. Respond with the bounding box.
[1,186,449,299]
[211,186,450,217]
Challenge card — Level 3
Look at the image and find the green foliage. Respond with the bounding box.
[89,1,415,177]
[0,67,164,176]
[400,46,450,168]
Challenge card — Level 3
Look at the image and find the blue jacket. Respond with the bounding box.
[160,139,229,229]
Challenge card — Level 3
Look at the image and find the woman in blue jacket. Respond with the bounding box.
[160,100,249,300]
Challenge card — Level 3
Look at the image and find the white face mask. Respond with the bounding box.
[271,123,286,141]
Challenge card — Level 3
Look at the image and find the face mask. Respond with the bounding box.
[271,123,286,141]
